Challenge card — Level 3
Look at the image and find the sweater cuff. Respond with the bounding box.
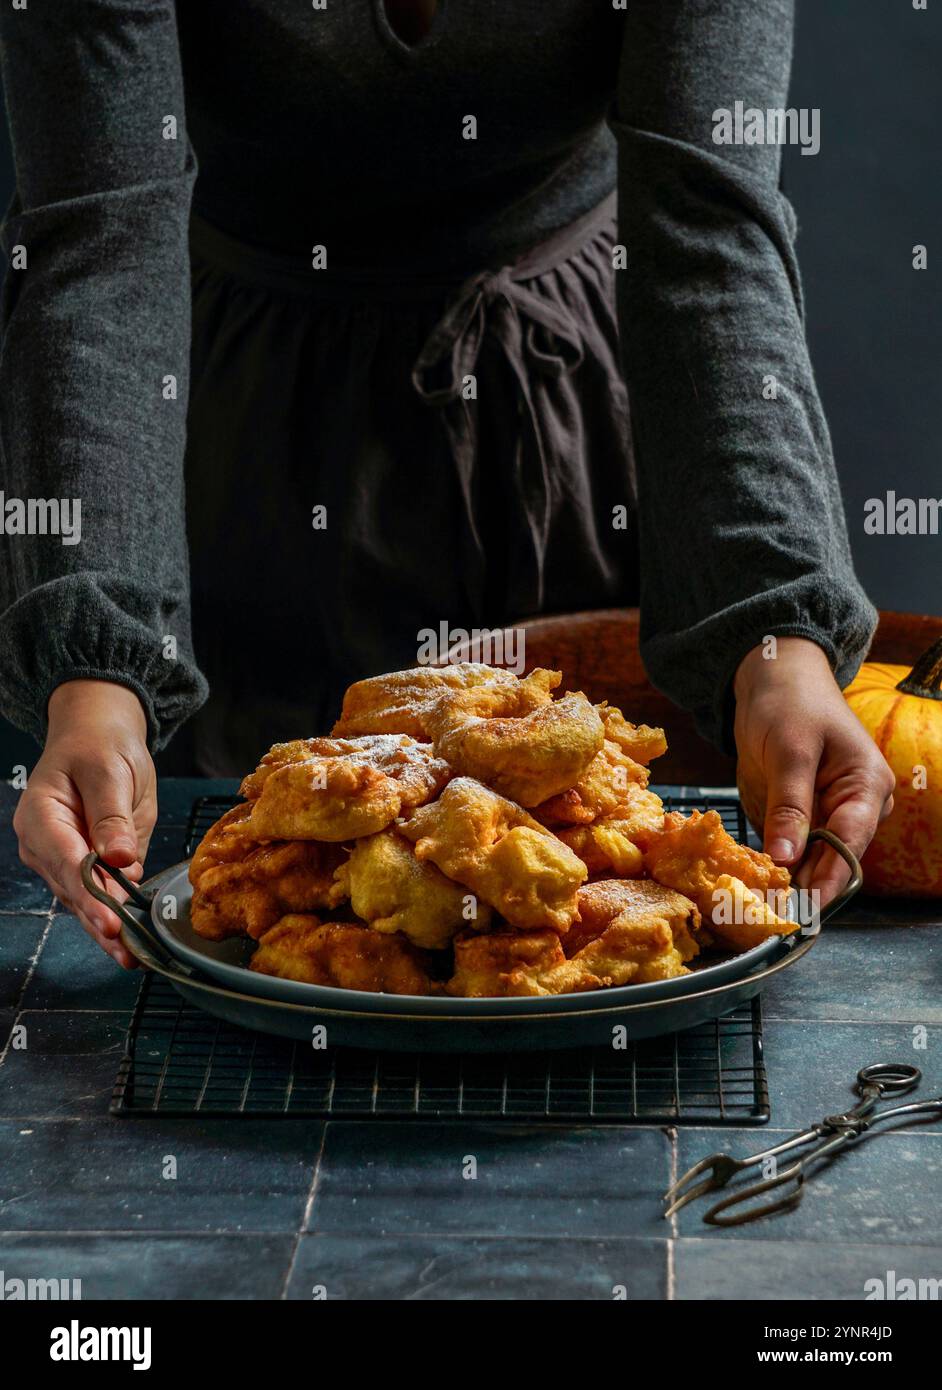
[640,579,878,757]
[0,576,208,752]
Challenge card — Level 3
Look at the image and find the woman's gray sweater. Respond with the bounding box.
[0,0,876,753]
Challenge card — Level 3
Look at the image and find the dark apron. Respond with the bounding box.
[181,189,638,776]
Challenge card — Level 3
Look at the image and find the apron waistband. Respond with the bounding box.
[188,190,617,300]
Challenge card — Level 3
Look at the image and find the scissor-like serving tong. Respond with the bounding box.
[664,1062,942,1226]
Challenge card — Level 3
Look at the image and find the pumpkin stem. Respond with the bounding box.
[896,636,942,700]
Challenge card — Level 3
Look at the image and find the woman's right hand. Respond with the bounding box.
[13,679,157,968]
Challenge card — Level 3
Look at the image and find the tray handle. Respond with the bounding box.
[801,827,863,927]
[80,851,196,977]
[80,851,152,921]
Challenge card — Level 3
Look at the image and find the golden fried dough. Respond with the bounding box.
[241,733,446,799]
[427,666,559,726]
[188,802,258,880]
[398,777,587,933]
[189,821,347,943]
[597,704,667,765]
[246,735,449,842]
[446,881,693,995]
[640,809,791,925]
[250,915,437,994]
[185,662,797,1001]
[573,916,688,985]
[241,736,376,799]
[336,828,491,950]
[554,785,665,876]
[247,759,397,841]
[426,669,604,806]
[534,741,655,824]
[332,662,517,739]
[605,783,667,840]
[707,873,795,952]
[446,930,604,998]
[569,877,702,965]
[556,820,644,877]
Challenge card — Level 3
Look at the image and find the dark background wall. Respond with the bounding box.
[0,0,938,770]
[784,0,939,614]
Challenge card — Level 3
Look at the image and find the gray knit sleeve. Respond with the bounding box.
[610,0,876,753]
[0,0,207,750]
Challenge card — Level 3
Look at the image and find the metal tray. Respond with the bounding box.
[82,828,860,1052]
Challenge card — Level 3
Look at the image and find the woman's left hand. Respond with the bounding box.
[733,636,896,907]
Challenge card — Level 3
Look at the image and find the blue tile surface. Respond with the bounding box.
[675,1235,942,1301]
[763,923,942,1023]
[0,1010,132,1120]
[0,778,940,1301]
[0,788,52,912]
[287,1232,667,1300]
[673,1126,942,1246]
[0,1233,293,1299]
[762,1019,942,1132]
[0,913,46,1008]
[838,896,942,928]
[309,1122,670,1237]
[0,1118,322,1233]
[20,913,143,1010]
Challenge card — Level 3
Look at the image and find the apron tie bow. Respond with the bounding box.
[411,262,585,615]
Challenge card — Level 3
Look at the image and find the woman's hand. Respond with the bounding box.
[13,680,157,968]
[734,637,896,907]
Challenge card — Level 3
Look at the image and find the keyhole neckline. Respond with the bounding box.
[373,0,447,59]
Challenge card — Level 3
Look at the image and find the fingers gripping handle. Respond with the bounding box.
[80,851,153,926]
[803,828,863,925]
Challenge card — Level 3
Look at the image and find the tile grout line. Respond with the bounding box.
[0,1009,22,1072]
[12,903,55,1011]
[2,1228,940,1250]
[7,1008,140,1015]
[763,1014,942,1025]
[0,1227,324,1238]
[666,1127,679,1235]
[666,1125,678,1299]
[0,1227,678,1242]
[1,1112,940,1132]
[281,1123,329,1299]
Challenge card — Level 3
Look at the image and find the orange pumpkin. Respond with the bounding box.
[844,638,942,897]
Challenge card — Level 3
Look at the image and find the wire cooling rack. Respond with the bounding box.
[111,791,770,1124]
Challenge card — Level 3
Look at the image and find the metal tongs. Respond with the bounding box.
[664,1063,942,1226]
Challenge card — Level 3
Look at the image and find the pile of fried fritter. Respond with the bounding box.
[188,664,795,997]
